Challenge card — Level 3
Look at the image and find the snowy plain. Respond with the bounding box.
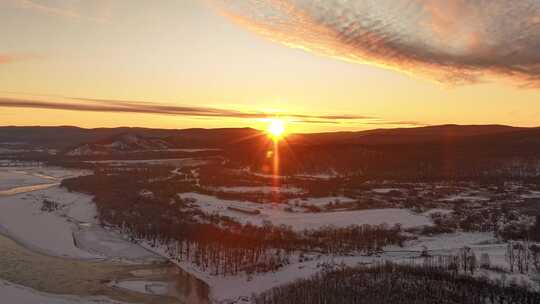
[144,230,535,303]
[2,165,538,303]
[179,192,433,231]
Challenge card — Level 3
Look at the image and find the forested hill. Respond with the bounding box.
[1,124,533,150]
[4,125,540,179]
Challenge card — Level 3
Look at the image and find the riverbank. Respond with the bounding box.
[0,166,210,304]
[0,232,185,304]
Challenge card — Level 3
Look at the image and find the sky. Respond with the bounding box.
[1,0,540,133]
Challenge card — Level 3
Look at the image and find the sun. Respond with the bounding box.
[267,118,286,140]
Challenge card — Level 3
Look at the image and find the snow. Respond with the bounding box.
[0,182,59,196]
[0,167,89,195]
[294,172,339,180]
[3,166,537,303]
[85,158,210,167]
[110,280,169,296]
[270,209,431,230]
[68,145,219,156]
[211,186,305,194]
[522,191,540,199]
[167,148,221,152]
[0,170,52,190]
[66,196,98,223]
[372,188,402,194]
[403,232,518,272]
[249,171,339,180]
[0,279,125,304]
[423,208,454,216]
[288,196,356,207]
[66,144,107,156]
[0,167,164,262]
[402,232,540,289]
[148,233,498,303]
[0,187,97,259]
[3,166,89,179]
[140,237,418,303]
[148,231,535,303]
[405,232,497,252]
[180,193,433,231]
[74,227,164,263]
[177,254,380,303]
[440,193,490,202]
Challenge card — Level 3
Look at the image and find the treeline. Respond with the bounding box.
[226,134,540,180]
[254,262,540,304]
[505,241,540,274]
[61,171,406,276]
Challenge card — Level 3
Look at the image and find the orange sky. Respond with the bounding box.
[1,1,540,133]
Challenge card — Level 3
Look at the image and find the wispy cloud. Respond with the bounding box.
[0,53,35,64]
[0,95,378,125]
[0,54,18,64]
[211,0,540,86]
[10,0,81,19]
[7,0,109,22]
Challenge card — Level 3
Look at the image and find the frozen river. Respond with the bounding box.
[0,233,209,303]
[0,167,210,304]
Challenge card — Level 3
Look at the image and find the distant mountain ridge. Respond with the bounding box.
[65,133,174,156]
[287,124,527,146]
[0,126,262,151]
[3,125,540,178]
[1,124,539,157]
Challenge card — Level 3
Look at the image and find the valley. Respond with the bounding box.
[1,125,540,303]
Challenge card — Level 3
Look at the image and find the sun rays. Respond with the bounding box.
[267,118,286,141]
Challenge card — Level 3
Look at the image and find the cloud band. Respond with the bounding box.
[211,0,540,86]
[0,95,383,125]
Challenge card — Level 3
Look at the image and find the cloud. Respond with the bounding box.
[10,0,81,19]
[211,0,540,86]
[7,0,109,22]
[0,55,17,64]
[0,95,375,124]
[0,53,34,64]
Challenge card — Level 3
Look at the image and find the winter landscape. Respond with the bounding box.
[1,125,540,303]
[4,1,540,303]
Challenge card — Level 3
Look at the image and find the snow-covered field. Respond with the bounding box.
[180,192,433,231]
[145,231,531,303]
[402,232,540,290]
[422,208,454,216]
[0,279,125,304]
[522,191,540,199]
[84,158,210,167]
[168,251,381,303]
[288,196,356,207]
[210,186,305,194]
[2,166,538,303]
[248,170,338,180]
[371,188,402,194]
[440,193,490,202]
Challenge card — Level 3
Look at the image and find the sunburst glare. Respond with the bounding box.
[267,118,286,141]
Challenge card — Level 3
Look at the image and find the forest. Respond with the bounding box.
[253,262,540,304]
[61,169,406,275]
